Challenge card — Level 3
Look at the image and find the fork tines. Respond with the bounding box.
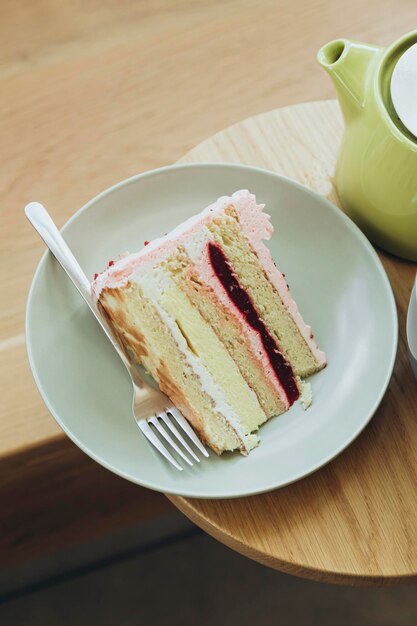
[139,407,209,471]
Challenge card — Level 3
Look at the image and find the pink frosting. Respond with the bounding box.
[92,195,239,299]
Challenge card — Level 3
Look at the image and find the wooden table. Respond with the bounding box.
[2,0,417,575]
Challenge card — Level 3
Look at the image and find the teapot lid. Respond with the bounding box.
[391,42,417,139]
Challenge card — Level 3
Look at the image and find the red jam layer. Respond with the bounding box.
[207,242,299,405]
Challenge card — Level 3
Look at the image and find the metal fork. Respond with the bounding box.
[25,202,209,471]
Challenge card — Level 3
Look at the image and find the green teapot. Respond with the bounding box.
[317,31,417,261]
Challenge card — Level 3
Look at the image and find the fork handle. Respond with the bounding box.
[25,201,136,378]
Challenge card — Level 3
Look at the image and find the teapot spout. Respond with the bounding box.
[317,39,383,121]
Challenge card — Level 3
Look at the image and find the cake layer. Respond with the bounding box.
[207,241,300,403]
[201,206,323,379]
[158,281,268,434]
[173,260,289,418]
[100,282,256,454]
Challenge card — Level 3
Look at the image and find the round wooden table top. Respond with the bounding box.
[168,100,417,585]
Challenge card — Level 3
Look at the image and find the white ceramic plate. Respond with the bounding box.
[26,163,398,498]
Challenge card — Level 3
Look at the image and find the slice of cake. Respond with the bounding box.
[92,190,326,455]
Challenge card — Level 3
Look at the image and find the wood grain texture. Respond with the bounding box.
[2,0,417,569]
[168,100,417,585]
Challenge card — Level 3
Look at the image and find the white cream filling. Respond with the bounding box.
[137,267,257,452]
[299,381,312,410]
